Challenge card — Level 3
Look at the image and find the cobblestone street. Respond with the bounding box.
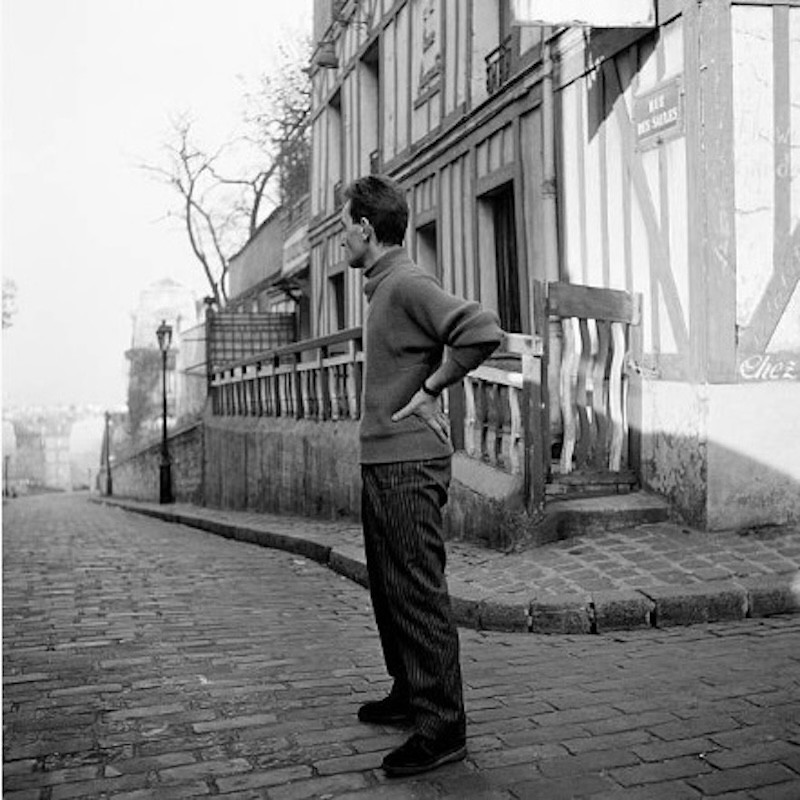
[4,494,800,799]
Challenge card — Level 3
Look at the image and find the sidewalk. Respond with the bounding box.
[94,496,800,634]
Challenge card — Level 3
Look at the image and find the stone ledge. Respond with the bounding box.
[529,593,593,634]
[478,600,530,633]
[591,590,656,632]
[639,582,748,627]
[737,574,800,618]
[328,549,368,588]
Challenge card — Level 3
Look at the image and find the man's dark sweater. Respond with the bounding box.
[361,247,503,465]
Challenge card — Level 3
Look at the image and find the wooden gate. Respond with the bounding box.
[545,282,643,497]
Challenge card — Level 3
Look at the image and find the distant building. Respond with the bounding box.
[3,406,106,493]
[125,279,202,441]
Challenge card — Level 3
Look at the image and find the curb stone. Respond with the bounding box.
[529,592,593,634]
[93,498,799,635]
[639,582,749,627]
[737,574,800,618]
[591,590,656,632]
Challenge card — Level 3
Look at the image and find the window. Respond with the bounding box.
[490,184,521,332]
[361,41,380,174]
[416,222,438,278]
[328,90,343,210]
[329,272,346,331]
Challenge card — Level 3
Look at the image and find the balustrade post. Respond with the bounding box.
[298,363,311,420]
[345,341,359,419]
[272,354,281,416]
[292,352,303,419]
[463,378,477,458]
[318,345,331,420]
[352,338,363,419]
[255,365,264,416]
[328,362,340,421]
[448,380,465,451]
[237,371,245,415]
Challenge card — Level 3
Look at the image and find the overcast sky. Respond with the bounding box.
[1,0,312,411]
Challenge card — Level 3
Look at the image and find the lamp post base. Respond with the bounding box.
[159,460,174,504]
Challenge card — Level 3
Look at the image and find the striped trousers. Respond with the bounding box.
[361,457,466,740]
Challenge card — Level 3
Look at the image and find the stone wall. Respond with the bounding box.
[202,414,538,547]
[203,414,361,518]
[108,423,204,504]
[107,413,547,548]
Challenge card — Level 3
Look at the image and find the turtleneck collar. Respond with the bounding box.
[363,246,409,300]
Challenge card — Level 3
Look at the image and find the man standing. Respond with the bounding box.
[341,175,503,777]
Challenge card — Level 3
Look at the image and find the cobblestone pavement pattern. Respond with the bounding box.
[4,495,800,799]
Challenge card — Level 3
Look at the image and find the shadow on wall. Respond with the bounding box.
[640,428,800,532]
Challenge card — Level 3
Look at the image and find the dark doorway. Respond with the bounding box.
[491,183,521,332]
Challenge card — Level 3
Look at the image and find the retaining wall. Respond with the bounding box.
[108,423,204,504]
[107,413,542,548]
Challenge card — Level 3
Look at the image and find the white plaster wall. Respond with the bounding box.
[707,383,800,529]
[640,381,709,526]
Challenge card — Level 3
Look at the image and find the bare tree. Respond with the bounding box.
[243,38,312,213]
[142,36,311,307]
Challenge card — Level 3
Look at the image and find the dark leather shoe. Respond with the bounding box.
[357,694,412,725]
[382,732,467,777]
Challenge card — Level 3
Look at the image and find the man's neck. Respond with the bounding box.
[362,242,399,272]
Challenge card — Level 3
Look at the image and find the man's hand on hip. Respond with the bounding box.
[392,389,451,443]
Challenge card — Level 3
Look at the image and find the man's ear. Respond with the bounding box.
[360,218,373,241]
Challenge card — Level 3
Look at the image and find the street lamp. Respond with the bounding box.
[104,410,113,496]
[156,319,174,504]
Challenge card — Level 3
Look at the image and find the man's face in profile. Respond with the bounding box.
[341,200,369,270]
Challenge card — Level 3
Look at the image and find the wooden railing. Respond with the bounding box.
[459,333,545,512]
[210,328,363,422]
[209,327,546,511]
[485,36,513,95]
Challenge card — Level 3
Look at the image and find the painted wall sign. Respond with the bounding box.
[738,352,800,382]
[634,78,684,148]
[416,0,442,99]
[511,0,655,28]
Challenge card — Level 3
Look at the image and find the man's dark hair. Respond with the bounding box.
[344,175,409,246]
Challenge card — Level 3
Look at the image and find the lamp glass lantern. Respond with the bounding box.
[156,320,173,353]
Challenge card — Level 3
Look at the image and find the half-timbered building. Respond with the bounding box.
[300,0,800,530]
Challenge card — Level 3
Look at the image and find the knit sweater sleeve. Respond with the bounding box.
[399,272,503,379]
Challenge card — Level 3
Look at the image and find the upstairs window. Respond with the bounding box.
[328,90,343,210]
[361,41,381,174]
